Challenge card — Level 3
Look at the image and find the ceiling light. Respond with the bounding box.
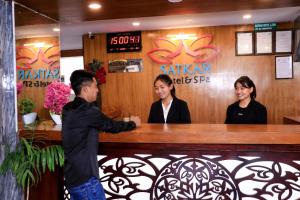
[168,0,183,2]
[88,3,101,9]
[53,28,60,32]
[132,22,140,26]
[243,14,252,19]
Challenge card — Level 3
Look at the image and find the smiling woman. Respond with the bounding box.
[225,76,267,124]
[148,74,191,124]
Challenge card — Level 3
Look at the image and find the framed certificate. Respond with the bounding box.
[235,31,254,56]
[275,55,293,79]
[275,30,293,53]
[255,31,273,55]
[294,28,300,62]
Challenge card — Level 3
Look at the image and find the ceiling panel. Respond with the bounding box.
[15,0,300,26]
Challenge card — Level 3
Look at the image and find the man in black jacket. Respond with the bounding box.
[62,70,140,200]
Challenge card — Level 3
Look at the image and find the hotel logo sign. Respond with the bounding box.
[16,45,60,87]
[147,34,220,85]
[147,34,220,64]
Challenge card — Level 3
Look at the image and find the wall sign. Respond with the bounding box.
[147,34,220,85]
[16,44,60,88]
[107,31,142,53]
[108,59,143,73]
[254,23,277,31]
[147,35,220,64]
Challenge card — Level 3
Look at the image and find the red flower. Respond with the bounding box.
[95,67,106,84]
[87,59,106,85]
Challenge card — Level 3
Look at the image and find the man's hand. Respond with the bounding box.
[130,116,141,127]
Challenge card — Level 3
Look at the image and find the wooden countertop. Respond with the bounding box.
[19,122,300,145]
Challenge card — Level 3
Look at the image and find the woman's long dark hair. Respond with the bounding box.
[234,76,256,99]
[154,74,176,97]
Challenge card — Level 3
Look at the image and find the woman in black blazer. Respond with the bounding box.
[148,74,191,124]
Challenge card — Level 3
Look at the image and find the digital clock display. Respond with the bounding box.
[106,31,142,53]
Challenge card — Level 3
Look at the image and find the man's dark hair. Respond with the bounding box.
[70,70,95,95]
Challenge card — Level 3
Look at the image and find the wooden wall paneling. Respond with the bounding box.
[83,33,154,122]
[83,23,299,124]
[29,167,63,200]
[60,49,83,57]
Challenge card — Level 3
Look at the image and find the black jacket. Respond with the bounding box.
[62,97,136,188]
[148,97,191,123]
[225,99,267,124]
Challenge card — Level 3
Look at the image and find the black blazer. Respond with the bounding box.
[148,97,191,124]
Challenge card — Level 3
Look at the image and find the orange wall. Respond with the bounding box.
[83,23,300,124]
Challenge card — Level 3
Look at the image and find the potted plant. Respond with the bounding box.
[19,98,37,125]
[0,130,64,200]
[44,81,71,124]
[88,59,106,85]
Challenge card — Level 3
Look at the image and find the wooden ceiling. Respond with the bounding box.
[15,4,56,26]
[15,0,300,26]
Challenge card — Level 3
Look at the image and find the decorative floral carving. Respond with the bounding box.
[65,154,300,200]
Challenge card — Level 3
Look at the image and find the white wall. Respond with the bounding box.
[60,56,84,86]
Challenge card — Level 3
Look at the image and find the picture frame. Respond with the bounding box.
[255,31,273,55]
[235,31,254,56]
[275,30,293,54]
[275,55,293,79]
[294,28,300,62]
[108,58,143,73]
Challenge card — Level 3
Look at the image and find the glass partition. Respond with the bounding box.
[14,2,61,123]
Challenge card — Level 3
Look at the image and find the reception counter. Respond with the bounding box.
[21,123,300,200]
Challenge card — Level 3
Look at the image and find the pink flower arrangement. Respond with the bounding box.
[44,81,71,115]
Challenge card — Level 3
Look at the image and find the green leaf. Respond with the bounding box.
[21,169,35,189]
[21,138,32,156]
[53,146,58,165]
[41,149,46,173]
[48,147,54,172]
[35,149,41,171]
[58,147,64,167]
[0,130,65,191]
[18,98,35,114]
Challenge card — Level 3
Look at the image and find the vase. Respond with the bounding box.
[22,112,37,125]
[50,112,62,124]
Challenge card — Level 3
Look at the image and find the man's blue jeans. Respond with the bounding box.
[68,177,106,200]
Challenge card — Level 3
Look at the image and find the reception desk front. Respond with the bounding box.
[23,123,300,200]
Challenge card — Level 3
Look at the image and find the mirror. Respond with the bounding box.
[14,2,61,123]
